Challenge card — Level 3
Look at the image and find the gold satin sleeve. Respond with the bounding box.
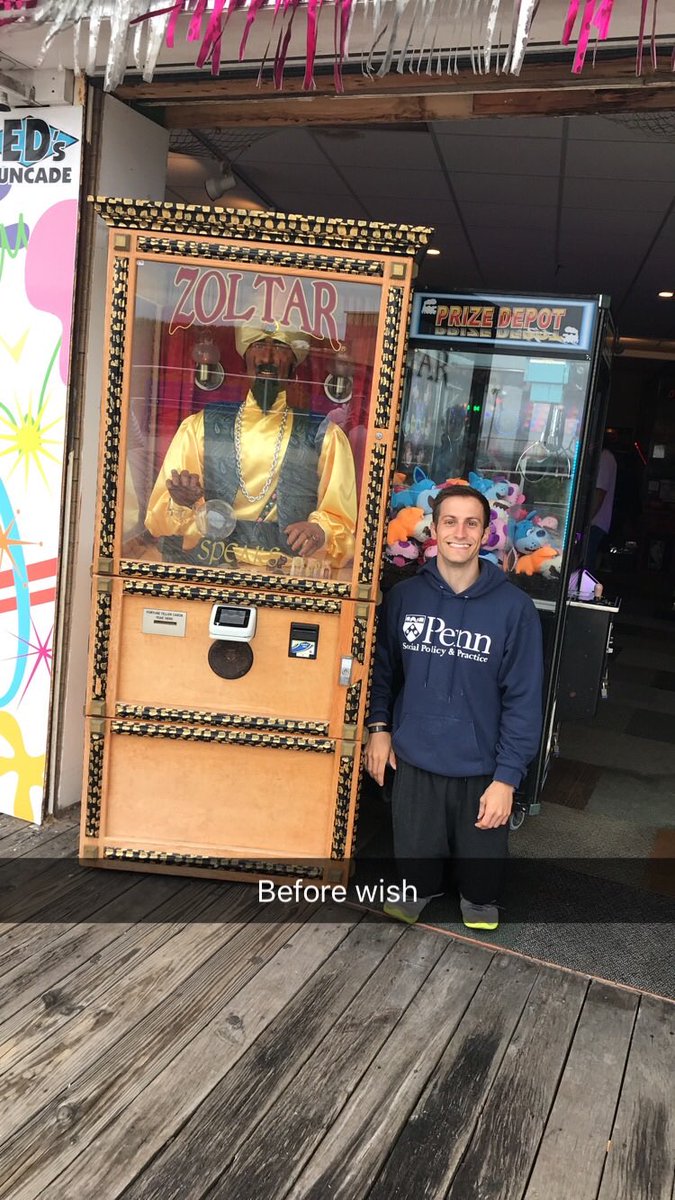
[144,411,205,550]
[143,406,357,567]
[308,421,357,567]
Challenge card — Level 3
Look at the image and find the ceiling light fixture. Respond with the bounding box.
[658,290,674,298]
[427,248,441,256]
[204,159,237,201]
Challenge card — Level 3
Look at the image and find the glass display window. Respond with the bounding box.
[390,342,593,602]
[121,258,383,585]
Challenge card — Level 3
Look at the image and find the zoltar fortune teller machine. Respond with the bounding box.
[80,198,430,884]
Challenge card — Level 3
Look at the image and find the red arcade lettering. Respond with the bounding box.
[169,266,341,342]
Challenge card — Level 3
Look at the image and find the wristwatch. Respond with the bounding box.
[367,723,391,734]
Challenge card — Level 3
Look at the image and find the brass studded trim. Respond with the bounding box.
[358,442,388,587]
[91,591,112,704]
[92,197,431,257]
[85,729,105,838]
[350,754,365,859]
[374,287,404,429]
[331,755,355,860]
[102,847,321,877]
[122,579,342,614]
[137,236,384,277]
[119,560,351,598]
[344,680,362,726]
[99,256,128,559]
[115,705,330,736]
[111,720,334,753]
[350,615,368,664]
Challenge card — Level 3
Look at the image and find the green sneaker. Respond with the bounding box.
[460,897,499,931]
[383,895,441,925]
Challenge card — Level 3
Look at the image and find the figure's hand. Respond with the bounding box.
[364,732,396,787]
[166,470,204,509]
[475,781,514,829]
[285,521,326,557]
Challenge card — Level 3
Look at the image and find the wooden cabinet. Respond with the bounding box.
[80,199,428,883]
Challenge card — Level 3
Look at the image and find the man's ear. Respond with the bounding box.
[481,524,490,546]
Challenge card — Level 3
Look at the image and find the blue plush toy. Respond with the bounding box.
[391,466,439,513]
[510,511,554,554]
[468,470,511,508]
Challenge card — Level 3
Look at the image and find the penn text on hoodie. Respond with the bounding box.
[367,559,544,788]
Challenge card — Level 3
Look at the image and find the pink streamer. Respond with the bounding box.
[187,0,209,42]
[303,0,322,89]
[571,0,598,74]
[239,0,269,61]
[273,0,300,89]
[562,0,581,45]
[165,0,188,49]
[593,0,614,40]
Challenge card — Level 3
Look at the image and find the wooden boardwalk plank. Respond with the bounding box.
[207,927,459,1200]
[0,877,196,1039]
[42,916,361,1200]
[0,884,256,1087]
[597,995,675,1200]
[286,937,493,1200]
[0,897,316,1200]
[0,842,100,927]
[361,953,541,1200]
[444,969,589,1200]
[524,981,638,1200]
[119,921,408,1200]
[0,870,160,984]
[244,937,494,1200]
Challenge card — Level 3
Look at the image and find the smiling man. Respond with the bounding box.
[364,483,543,930]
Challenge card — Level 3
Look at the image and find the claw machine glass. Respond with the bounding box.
[390,291,614,815]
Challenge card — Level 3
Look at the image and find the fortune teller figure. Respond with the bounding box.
[145,325,357,569]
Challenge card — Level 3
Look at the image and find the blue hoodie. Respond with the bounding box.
[368,559,543,788]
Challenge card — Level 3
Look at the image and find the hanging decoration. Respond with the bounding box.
[0,0,668,93]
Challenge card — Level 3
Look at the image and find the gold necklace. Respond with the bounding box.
[234,402,289,504]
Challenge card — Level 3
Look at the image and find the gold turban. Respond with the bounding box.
[234,324,310,365]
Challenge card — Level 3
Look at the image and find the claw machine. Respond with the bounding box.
[387,290,618,819]
[80,198,430,883]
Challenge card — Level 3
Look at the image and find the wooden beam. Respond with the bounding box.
[157,82,675,128]
[115,53,672,106]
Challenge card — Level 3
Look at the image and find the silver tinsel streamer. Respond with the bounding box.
[3,0,662,91]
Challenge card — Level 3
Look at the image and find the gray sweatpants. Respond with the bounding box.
[391,758,509,905]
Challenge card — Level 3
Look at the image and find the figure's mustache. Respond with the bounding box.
[255,364,279,378]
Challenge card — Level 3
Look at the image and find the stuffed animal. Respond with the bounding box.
[511,512,556,555]
[387,506,425,546]
[485,508,508,557]
[532,514,559,533]
[413,512,434,544]
[539,551,563,579]
[437,476,470,489]
[491,477,526,512]
[515,545,559,575]
[391,467,438,513]
[421,537,437,561]
[384,539,420,568]
[468,470,511,508]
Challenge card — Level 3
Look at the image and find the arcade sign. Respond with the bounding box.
[411,292,597,352]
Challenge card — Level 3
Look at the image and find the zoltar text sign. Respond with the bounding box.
[169,265,343,345]
[411,292,596,351]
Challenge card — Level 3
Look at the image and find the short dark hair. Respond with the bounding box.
[430,484,491,530]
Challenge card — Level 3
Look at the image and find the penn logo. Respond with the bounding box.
[402,614,426,643]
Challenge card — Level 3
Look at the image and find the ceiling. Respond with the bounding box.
[165,112,675,342]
